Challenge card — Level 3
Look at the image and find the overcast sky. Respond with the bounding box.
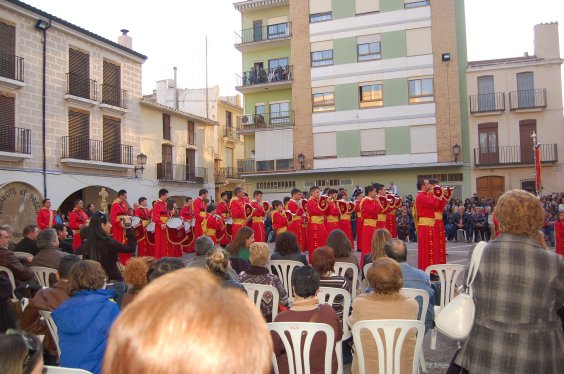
[21,0,564,97]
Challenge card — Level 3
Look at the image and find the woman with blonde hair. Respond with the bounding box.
[363,228,392,266]
[452,189,564,374]
[103,268,273,374]
[121,256,156,308]
[207,248,245,292]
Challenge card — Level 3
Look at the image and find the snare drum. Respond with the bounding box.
[225,217,233,236]
[166,217,189,244]
[146,221,156,233]
[166,217,183,229]
[131,216,142,228]
[184,221,191,232]
[146,221,156,245]
[131,217,144,241]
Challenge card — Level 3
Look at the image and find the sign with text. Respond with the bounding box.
[0,182,43,243]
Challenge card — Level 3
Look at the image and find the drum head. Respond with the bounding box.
[167,217,183,229]
[131,216,141,227]
[146,222,156,233]
[225,218,233,224]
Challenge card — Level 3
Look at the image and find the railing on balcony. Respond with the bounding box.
[238,158,295,173]
[0,51,24,82]
[0,126,31,154]
[224,126,240,140]
[157,163,208,183]
[235,22,291,45]
[66,73,97,101]
[61,136,133,164]
[509,88,547,110]
[237,111,295,131]
[469,92,505,113]
[216,166,241,181]
[101,84,128,109]
[236,65,293,87]
[473,144,557,166]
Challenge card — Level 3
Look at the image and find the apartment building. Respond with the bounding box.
[467,23,564,198]
[233,0,470,200]
[0,0,148,236]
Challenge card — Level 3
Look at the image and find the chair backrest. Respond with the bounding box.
[317,286,352,339]
[13,251,34,259]
[362,263,373,280]
[39,310,60,357]
[242,283,280,320]
[0,266,17,300]
[30,266,58,288]
[351,319,424,374]
[334,261,359,300]
[269,260,303,305]
[44,366,92,373]
[424,264,464,311]
[401,288,430,325]
[268,321,335,374]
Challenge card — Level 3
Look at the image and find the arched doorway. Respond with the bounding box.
[476,176,505,200]
[59,186,119,218]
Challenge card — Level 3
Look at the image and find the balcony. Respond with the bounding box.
[234,22,291,52]
[237,111,295,133]
[61,136,133,170]
[0,51,25,89]
[64,73,98,107]
[0,126,32,161]
[235,65,293,93]
[469,92,505,114]
[215,167,242,184]
[509,89,547,111]
[157,163,208,184]
[473,144,558,167]
[223,126,241,141]
[238,157,295,174]
[100,84,128,115]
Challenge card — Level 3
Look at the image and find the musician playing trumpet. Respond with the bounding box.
[324,189,340,235]
[250,190,267,242]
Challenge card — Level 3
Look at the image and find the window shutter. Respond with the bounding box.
[69,49,90,98]
[68,110,90,159]
[103,116,121,163]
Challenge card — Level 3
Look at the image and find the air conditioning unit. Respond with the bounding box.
[241,114,254,125]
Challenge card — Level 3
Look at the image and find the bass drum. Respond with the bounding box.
[131,216,144,241]
[225,217,233,236]
[166,217,189,245]
[146,221,156,246]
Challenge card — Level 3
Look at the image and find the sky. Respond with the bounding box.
[20,0,564,98]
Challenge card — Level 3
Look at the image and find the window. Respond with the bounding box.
[163,114,171,140]
[225,111,232,128]
[359,84,383,108]
[357,41,381,61]
[409,78,434,104]
[257,181,296,190]
[313,132,337,159]
[270,102,290,126]
[410,125,437,153]
[406,28,432,56]
[268,58,289,71]
[187,121,195,145]
[68,48,91,99]
[311,50,333,67]
[267,23,288,39]
[68,109,90,160]
[356,0,379,14]
[417,173,463,182]
[159,144,173,180]
[360,128,385,156]
[310,12,332,23]
[304,179,352,188]
[102,60,122,107]
[102,116,121,164]
[312,92,335,112]
[0,21,17,80]
[404,0,430,8]
[0,95,15,152]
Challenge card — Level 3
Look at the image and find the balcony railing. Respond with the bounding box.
[237,111,295,131]
[0,51,24,82]
[0,126,31,154]
[509,89,547,110]
[224,126,240,140]
[235,22,291,45]
[61,136,133,164]
[473,144,558,166]
[157,163,208,183]
[66,73,97,101]
[236,65,293,87]
[238,157,295,174]
[216,166,241,180]
[101,84,128,109]
[469,92,505,113]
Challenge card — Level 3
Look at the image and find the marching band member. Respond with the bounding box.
[68,199,89,251]
[167,199,182,257]
[355,194,363,252]
[203,204,222,244]
[287,189,306,251]
[193,189,208,242]
[250,190,267,242]
[229,187,249,238]
[324,189,340,235]
[152,189,169,259]
[306,186,328,260]
[134,197,152,257]
[360,184,388,267]
[179,197,195,253]
[216,192,231,247]
[271,200,289,235]
[385,192,398,238]
[37,198,56,230]
[337,198,354,247]
[110,189,131,264]
[415,178,443,271]
[430,178,449,265]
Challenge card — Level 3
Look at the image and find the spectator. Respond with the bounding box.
[471,206,486,242]
[452,206,471,242]
[0,276,16,333]
[348,258,419,374]
[103,268,272,374]
[147,257,185,282]
[352,185,363,199]
[0,226,33,286]
[85,203,96,218]
[239,242,289,321]
[389,180,398,195]
[0,224,17,252]
[326,229,359,284]
[384,239,435,331]
[271,231,307,265]
[186,236,239,280]
[207,248,246,292]
[53,224,73,254]
[396,206,410,241]
[31,228,68,286]
[14,225,40,256]
[272,266,342,374]
[554,211,564,256]
[0,330,44,374]
[226,226,254,273]
[363,228,392,266]
[74,226,89,256]
[52,260,119,374]
[122,256,156,309]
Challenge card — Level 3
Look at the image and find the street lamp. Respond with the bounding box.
[134,153,147,176]
[452,144,461,162]
[297,153,305,170]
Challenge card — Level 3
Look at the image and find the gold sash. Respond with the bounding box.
[418,217,435,226]
[326,215,339,223]
[310,216,324,224]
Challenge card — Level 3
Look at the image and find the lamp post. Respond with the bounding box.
[297,153,305,170]
[35,19,50,198]
[134,153,147,178]
[452,144,461,163]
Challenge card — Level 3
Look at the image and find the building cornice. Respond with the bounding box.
[467,57,564,72]
[218,100,243,111]
[139,100,219,126]
[233,0,289,12]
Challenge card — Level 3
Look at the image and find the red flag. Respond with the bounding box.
[535,145,542,192]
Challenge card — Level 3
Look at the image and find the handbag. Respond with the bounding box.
[434,241,487,340]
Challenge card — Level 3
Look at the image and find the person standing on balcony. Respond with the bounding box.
[110,189,130,265]
[152,189,169,259]
[229,187,249,239]
[250,191,266,242]
[37,198,56,230]
[68,199,89,251]
[192,189,208,243]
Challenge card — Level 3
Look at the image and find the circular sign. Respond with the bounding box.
[0,182,44,243]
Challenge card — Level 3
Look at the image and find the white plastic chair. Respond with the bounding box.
[13,251,34,259]
[30,266,58,287]
[425,264,464,350]
[0,265,17,300]
[362,263,373,279]
[39,310,60,357]
[242,283,280,320]
[43,366,92,373]
[351,319,425,374]
[317,287,352,374]
[268,322,335,374]
[456,229,467,242]
[269,260,303,305]
[334,261,359,300]
[402,288,430,373]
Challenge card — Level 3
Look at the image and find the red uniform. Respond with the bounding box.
[152,200,169,259]
[306,198,328,260]
[432,192,449,265]
[36,207,56,230]
[555,220,564,256]
[179,205,195,253]
[68,209,88,250]
[110,199,130,265]
[324,200,340,235]
[192,197,207,241]
[337,201,354,248]
[216,201,230,247]
[355,199,363,252]
[229,197,247,239]
[360,197,387,268]
[134,206,152,257]
[287,199,306,251]
[204,213,222,244]
[250,200,266,242]
[272,210,289,235]
[415,191,442,271]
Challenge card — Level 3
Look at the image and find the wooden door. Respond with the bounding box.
[103,60,121,106]
[0,22,16,79]
[519,120,536,163]
[253,21,263,42]
[68,110,89,160]
[476,176,505,200]
[477,75,495,111]
[160,144,173,180]
[103,116,121,163]
[186,149,196,181]
[0,95,15,152]
[517,72,534,108]
[69,49,90,98]
[478,123,499,165]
